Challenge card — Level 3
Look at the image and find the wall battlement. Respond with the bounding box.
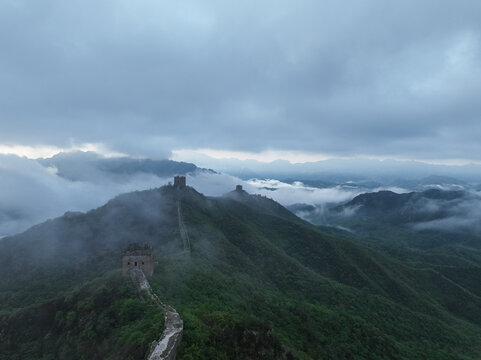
[174,176,186,187]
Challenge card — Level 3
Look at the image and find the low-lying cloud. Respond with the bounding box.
[0,154,173,237]
[411,193,481,232]
[246,178,360,206]
[1,153,391,237]
[9,152,472,239]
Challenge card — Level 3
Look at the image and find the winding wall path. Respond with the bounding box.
[129,268,183,360]
[127,194,191,358]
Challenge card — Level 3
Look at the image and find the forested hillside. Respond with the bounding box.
[2,186,481,359]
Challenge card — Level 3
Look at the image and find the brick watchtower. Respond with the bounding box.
[122,243,154,277]
[174,176,186,187]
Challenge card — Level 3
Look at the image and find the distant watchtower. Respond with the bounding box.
[122,243,154,277]
[236,185,243,192]
[174,176,186,188]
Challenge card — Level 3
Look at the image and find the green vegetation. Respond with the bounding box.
[2,186,481,359]
[0,272,164,360]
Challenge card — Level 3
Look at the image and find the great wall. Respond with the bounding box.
[177,200,191,253]
[125,176,193,360]
[129,268,183,360]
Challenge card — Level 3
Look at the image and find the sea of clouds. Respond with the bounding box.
[0,154,388,237]
[3,153,479,238]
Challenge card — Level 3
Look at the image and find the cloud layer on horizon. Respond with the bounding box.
[0,154,371,237]
[0,1,481,161]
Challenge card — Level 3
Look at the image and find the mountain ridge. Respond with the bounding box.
[39,151,210,182]
[2,185,481,358]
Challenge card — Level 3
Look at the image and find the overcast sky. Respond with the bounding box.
[1,0,481,163]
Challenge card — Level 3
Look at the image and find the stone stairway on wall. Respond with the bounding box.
[129,268,183,360]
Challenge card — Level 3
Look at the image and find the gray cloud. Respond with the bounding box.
[1,1,481,160]
[246,178,361,206]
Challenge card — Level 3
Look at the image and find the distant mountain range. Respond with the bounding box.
[39,151,208,182]
[4,151,481,243]
[281,175,471,192]
[37,151,481,195]
[182,154,481,182]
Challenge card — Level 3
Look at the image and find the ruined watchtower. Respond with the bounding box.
[174,176,186,188]
[236,185,243,192]
[122,243,154,277]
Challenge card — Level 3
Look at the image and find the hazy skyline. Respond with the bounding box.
[1,1,481,163]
